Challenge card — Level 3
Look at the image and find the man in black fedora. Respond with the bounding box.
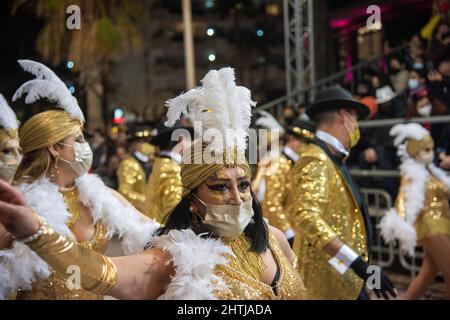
[290,86,397,299]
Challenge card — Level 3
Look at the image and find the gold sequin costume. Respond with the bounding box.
[256,154,295,233]
[16,187,109,300]
[215,232,306,299]
[290,143,368,300]
[144,155,182,222]
[117,157,147,212]
[397,174,450,242]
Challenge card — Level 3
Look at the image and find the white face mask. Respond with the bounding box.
[415,149,434,165]
[0,153,21,183]
[408,79,419,89]
[417,104,432,117]
[192,193,254,239]
[58,142,93,177]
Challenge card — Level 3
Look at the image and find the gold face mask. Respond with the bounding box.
[343,111,360,148]
[0,153,21,183]
[192,193,254,239]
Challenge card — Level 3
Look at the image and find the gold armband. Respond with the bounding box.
[27,218,118,295]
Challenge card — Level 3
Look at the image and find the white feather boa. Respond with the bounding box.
[379,159,450,255]
[0,173,158,299]
[149,229,233,300]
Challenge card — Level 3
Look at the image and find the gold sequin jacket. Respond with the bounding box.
[144,156,182,222]
[258,154,295,233]
[117,157,147,211]
[290,143,368,300]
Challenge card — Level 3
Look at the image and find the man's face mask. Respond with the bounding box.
[192,193,254,239]
[342,111,360,149]
[58,141,93,177]
[0,152,21,183]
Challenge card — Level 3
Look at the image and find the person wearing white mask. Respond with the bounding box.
[407,88,448,145]
[380,123,450,299]
[0,60,158,300]
[0,67,307,300]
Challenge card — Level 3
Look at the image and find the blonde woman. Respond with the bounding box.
[0,60,157,300]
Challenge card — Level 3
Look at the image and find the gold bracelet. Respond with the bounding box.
[26,223,118,295]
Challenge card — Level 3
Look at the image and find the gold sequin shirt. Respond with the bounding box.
[397,174,450,242]
[214,232,307,300]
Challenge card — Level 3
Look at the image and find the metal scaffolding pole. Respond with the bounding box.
[283,0,316,105]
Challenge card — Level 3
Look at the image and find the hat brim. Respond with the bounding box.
[150,126,194,147]
[306,99,370,121]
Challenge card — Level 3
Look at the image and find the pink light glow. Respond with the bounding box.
[330,19,350,29]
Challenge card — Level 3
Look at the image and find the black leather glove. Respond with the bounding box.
[350,257,397,300]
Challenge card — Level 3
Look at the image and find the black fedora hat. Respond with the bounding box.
[306,87,370,121]
[286,118,315,142]
[150,122,194,148]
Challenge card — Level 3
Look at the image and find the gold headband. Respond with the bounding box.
[0,128,19,142]
[406,135,434,157]
[20,110,82,154]
[180,140,251,197]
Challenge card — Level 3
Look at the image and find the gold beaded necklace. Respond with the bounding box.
[59,186,82,229]
[220,233,266,281]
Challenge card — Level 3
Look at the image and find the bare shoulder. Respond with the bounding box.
[267,225,296,264]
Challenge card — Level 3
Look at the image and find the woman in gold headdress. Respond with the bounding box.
[0,93,21,254]
[380,123,450,299]
[0,60,157,300]
[0,67,306,300]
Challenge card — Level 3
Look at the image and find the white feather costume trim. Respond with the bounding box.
[0,173,158,299]
[12,60,85,122]
[380,123,450,255]
[149,229,233,300]
[0,94,18,130]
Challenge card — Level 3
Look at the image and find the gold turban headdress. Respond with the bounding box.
[12,60,85,153]
[164,67,256,197]
[390,123,434,159]
[0,93,19,143]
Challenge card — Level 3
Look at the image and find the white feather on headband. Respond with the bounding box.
[0,94,18,130]
[12,60,85,122]
[164,67,256,153]
[389,123,429,159]
[255,110,285,133]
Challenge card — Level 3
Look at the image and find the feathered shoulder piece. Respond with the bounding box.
[0,94,18,130]
[164,67,256,154]
[12,60,85,122]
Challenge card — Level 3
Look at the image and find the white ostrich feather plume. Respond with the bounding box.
[0,94,18,130]
[12,59,85,122]
[255,110,285,133]
[164,67,256,153]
